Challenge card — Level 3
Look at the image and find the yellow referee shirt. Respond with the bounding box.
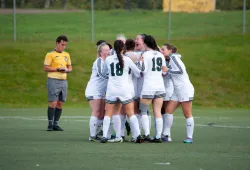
[44,50,71,80]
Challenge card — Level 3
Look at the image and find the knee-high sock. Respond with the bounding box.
[96,119,103,133]
[135,114,142,131]
[120,115,126,137]
[163,113,173,136]
[89,116,98,137]
[112,115,121,138]
[129,115,140,139]
[141,114,150,136]
[107,119,113,139]
[102,116,111,138]
[155,117,163,139]
[47,107,55,126]
[186,117,194,139]
[54,108,62,126]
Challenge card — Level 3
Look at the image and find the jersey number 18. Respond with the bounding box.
[110,62,123,76]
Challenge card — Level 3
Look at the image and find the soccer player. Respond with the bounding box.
[85,42,110,141]
[160,44,174,142]
[163,45,195,144]
[110,34,126,55]
[44,35,72,131]
[139,35,168,143]
[100,40,143,143]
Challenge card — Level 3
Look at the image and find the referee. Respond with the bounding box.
[44,35,72,131]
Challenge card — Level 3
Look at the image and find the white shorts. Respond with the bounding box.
[86,95,105,101]
[105,95,133,104]
[140,91,166,99]
[170,87,194,102]
[164,86,174,101]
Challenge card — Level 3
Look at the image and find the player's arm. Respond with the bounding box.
[168,56,183,75]
[97,59,108,79]
[128,58,142,78]
[44,53,57,72]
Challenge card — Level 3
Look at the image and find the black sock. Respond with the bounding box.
[47,107,55,126]
[54,108,62,126]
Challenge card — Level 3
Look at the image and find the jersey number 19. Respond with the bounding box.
[152,57,162,71]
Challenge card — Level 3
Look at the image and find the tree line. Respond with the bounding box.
[1,0,249,10]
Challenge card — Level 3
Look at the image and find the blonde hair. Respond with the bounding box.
[97,42,109,58]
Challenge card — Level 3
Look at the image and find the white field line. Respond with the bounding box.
[0,116,249,129]
[196,124,250,129]
[0,116,232,119]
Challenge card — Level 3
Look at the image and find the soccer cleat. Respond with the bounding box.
[150,137,162,143]
[107,137,123,143]
[100,137,108,143]
[47,125,53,131]
[143,135,153,142]
[97,129,103,136]
[183,138,193,144]
[53,125,64,131]
[135,135,144,143]
[89,136,101,142]
[161,135,172,142]
[125,121,131,136]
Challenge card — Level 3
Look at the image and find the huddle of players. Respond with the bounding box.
[85,34,195,144]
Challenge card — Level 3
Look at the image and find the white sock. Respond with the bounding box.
[163,113,173,136]
[96,119,103,134]
[135,114,142,131]
[89,116,98,137]
[120,115,126,137]
[112,115,121,138]
[155,117,163,139]
[129,115,140,139]
[102,116,111,138]
[107,120,113,139]
[141,114,150,136]
[186,117,194,139]
[148,114,152,130]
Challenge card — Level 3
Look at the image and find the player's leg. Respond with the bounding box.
[109,103,122,142]
[46,78,60,131]
[120,106,126,139]
[181,101,194,144]
[151,97,164,142]
[123,101,143,143]
[88,98,103,141]
[139,98,152,141]
[101,97,117,143]
[52,79,68,131]
[96,99,105,136]
[162,91,180,141]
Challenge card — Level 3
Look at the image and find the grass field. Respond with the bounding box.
[0,10,249,108]
[0,108,249,170]
[0,10,249,169]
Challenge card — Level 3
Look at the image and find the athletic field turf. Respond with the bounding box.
[0,108,249,170]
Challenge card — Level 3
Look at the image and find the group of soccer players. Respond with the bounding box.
[85,34,195,144]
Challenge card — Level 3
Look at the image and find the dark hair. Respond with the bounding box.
[163,43,178,53]
[114,40,125,69]
[144,35,159,51]
[125,39,135,51]
[56,35,68,43]
[139,34,147,41]
[96,40,106,46]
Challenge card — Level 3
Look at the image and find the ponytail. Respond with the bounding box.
[114,40,124,69]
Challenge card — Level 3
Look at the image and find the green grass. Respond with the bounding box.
[0,108,250,170]
[0,10,249,108]
[0,10,250,41]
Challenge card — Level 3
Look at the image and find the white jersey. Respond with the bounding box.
[103,54,141,98]
[125,52,138,98]
[141,50,166,92]
[85,57,108,97]
[163,60,174,100]
[134,51,145,97]
[168,53,194,91]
